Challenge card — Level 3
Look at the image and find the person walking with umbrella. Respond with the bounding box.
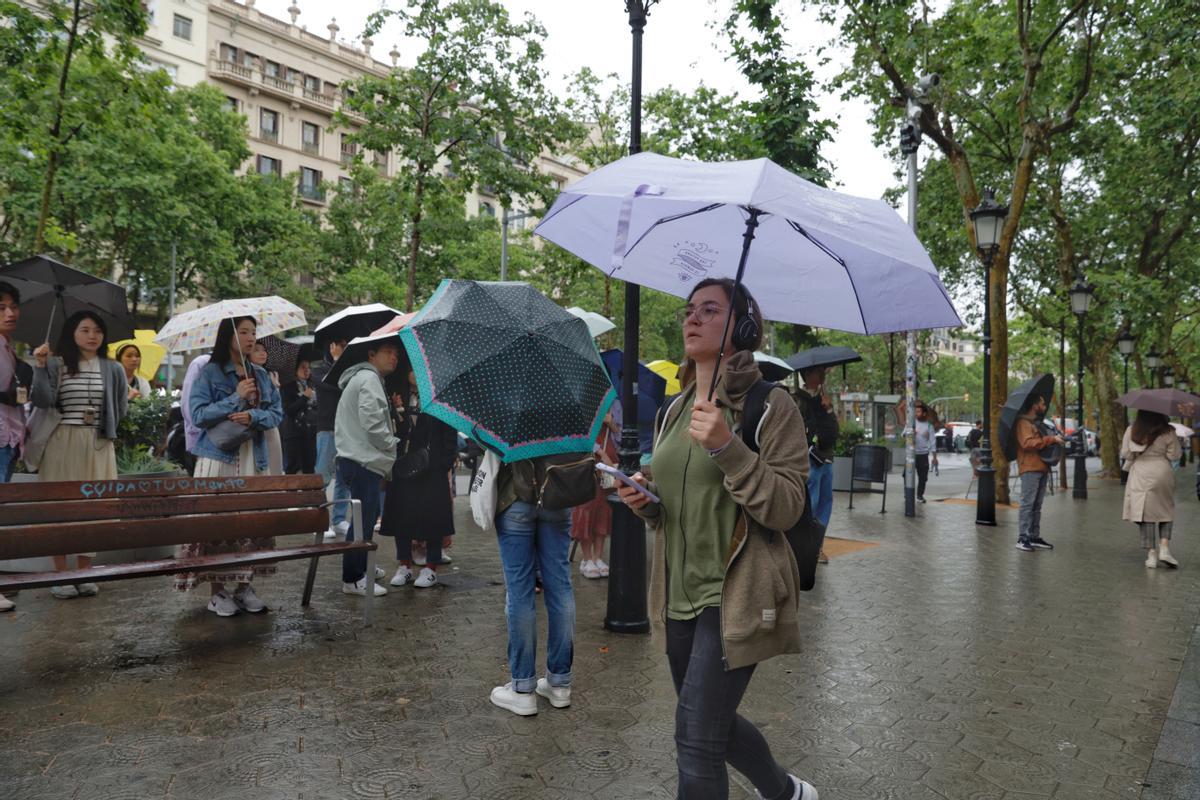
[618,279,817,800]
[1122,410,1182,568]
[31,310,129,599]
[0,281,30,612]
[1013,392,1065,553]
[176,316,283,616]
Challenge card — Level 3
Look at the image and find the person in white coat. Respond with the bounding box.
[1122,410,1182,568]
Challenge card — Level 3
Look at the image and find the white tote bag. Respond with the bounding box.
[469,450,501,531]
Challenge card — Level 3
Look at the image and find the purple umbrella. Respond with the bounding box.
[1118,388,1200,419]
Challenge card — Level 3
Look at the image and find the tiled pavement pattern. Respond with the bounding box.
[1,466,1198,799]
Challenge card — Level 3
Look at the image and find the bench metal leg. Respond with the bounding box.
[880,475,887,514]
[302,531,321,607]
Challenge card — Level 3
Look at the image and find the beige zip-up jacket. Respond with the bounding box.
[633,350,810,669]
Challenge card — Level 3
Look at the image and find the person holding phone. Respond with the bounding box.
[617,278,817,800]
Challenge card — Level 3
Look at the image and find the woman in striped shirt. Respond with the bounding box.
[32,311,128,599]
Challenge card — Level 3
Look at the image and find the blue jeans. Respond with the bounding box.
[495,500,574,691]
[337,458,382,584]
[0,445,15,483]
[807,460,834,527]
[316,431,348,527]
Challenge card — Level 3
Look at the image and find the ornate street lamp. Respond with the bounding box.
[1147,350,1162,387]
[1117,328,1135,396]
[1069,275,1094,499]
[1164,367,1175,388]
[969,187,1008,526]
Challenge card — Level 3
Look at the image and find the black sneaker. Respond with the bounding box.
[1015,539,1035,552]
[917,496,927,504]
[1029,537,1054,550]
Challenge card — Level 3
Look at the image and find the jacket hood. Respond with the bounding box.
[338,361,378,390]
[678,350,762,410]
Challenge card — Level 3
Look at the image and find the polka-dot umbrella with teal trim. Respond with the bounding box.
[400,280,617,463]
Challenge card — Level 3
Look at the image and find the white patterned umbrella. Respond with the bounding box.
[155,296,307,353]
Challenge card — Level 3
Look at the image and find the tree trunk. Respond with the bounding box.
[34,0,84,252]
[1091,346,1124,478]
[405,177,426,312]
[990,251,1011,505]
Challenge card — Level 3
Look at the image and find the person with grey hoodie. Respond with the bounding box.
[334,335,401,597]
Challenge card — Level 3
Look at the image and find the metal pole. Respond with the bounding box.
[1073,312,1088,499]
[904,149,918,516]
[1060,320,1068,489]
[606,0,652,634]
[1120,354,1129,485]
[500,207,509,281]
[165,241,177,391]
[975,249,997,526]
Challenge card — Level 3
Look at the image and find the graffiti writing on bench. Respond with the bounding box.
[79,477,248,499]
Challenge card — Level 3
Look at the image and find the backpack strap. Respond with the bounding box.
[740,380,777,453]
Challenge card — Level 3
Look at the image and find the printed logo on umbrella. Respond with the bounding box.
[671,241,717,283]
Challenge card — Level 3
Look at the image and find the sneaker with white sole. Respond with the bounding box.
[439,553,453,564]
[1015,539,1035,552]
[490,683,537,716]
[75,583,99,596]
[0,594,15,612]
[207,590,240,617]
[50,585,79,599]
[335,520,351,537]
[1146,549,1159,569]
[1158,544,1179,568]
[1029,537,1054,550]
[375,565,386,579]
[390,566,413,587]
[323,529,338,541]
[580,560,602,579]
[756,774,818,800]
[233,585,267,613]
[535,678,571,708]
[594,558,609,577]
[343,577,388,596]
[414,567,437,588]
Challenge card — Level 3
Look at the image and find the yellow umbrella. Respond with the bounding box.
[108,329,166,382]
[647,359,682,396]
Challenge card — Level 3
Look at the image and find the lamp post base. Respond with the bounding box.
[1072,454,1088,500]
[604,502,649,634]
[975,465,997,526]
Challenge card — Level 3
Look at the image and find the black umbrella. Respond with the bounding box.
[313,303,402,352]
[786,345,863,373]
[0,254,133,346]
[259,335,303,383]
[399,280,617,462]
[998,373,1056,461]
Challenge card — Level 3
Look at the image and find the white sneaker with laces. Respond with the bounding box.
[1146,549,1159,569]
[0,594,14,612]
[323,528,338,541]
[1158,543,1179,568]
[594,559,609,577]
[207,590,240,617]
[439,553,453,564]
[535,678,571,708]
[50,585,79,599]
[343,577,388,596]
[490,683,537,716]
[414,567,437,588]
[755,774,818,800]
[580,561,602,579]
[390,566,413,586]
[334,520,351,537]
[579,559,594,575]
[233,585,267,613]
[375,565,386,579]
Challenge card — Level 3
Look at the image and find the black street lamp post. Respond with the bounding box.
[1069,275,1094,500]
[1117,327,1135,485]
[1147,350,1162,387]
[969,188,1008,527]
[605,0,659,635]
[1164,367,1175,388]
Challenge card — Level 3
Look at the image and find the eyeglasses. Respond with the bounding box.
[677,302,726,325]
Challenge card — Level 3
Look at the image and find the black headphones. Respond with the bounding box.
[730,283,761,352]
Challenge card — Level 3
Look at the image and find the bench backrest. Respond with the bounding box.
[0,474,327,561]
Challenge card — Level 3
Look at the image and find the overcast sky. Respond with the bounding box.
[257,0,907,204]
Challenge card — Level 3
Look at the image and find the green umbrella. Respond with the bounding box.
[399,280,617,463]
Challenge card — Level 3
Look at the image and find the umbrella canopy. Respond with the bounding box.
[754,352,794,382]
[314,303,402,350]
[1170,422,1194,438]
[323,331,405,389]
[566,306,616,339]
[786,345,863,373]
[155,296,306,353]
[259,335,304,382]
[647,359,682,396]
[535,153,962,335]
[108,330,165,382]
[399,280,617,462]
[600,349,667,427]
[1118,388,1200,419]
[998,374,1056,461]
[369,312,417,337]
[0,254,133,346]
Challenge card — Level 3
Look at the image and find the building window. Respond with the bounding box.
[304,75,321,94]
[172,14,192,40]
[300,167,324,202]
[260,109,279,143]
[256,155,282,177]
[340,134,357,166]
[285,68,301,85]
[220,43,239,63]
[479,202,495,218]
[224,96,239,113]
[264,60,281,78]
[302,122,320,155]
[338,176,354,194]
[373,151,388,172]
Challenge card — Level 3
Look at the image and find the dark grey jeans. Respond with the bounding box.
[1018,471,1049,541]
[666,607,792,800]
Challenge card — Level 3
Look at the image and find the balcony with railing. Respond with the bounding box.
[299,184,326,203]
[210,57,341,115]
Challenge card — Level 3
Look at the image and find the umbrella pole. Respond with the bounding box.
[43,291,61,346]
[708,209,762,401]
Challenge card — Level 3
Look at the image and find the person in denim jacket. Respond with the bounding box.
[175,316,284,617]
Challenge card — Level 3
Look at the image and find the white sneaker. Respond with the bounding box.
[535,678,571,709]
[579,559,594,575]
[375,566,386,579]
[1146,549,1159,569]
[594,558,609,577]
[580,560,602,579]
[343,577,388,596]
[0,594,14,612]
[50,585,79,599]
[1159,544,1179,568]
[233,585,267,613]
[439,553,453,564]
[490,683,537,716]
[390,566,413,587]
[756,774,818,800]
[334,520,350,537]
[207,590,240,617]
[414,567,437,588]
[323,528,338,541]
[75,583,99,596]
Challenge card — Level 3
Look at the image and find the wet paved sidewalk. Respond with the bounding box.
[2,467,1199,799]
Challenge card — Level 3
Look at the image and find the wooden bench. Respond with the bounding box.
[0,474,380,622]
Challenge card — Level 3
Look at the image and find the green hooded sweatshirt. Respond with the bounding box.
[335,362,399,478]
